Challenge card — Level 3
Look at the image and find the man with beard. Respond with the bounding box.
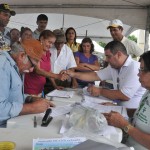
[0,3,16,51]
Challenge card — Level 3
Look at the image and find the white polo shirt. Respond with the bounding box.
[50,44,77,74]
[96,56,146,108]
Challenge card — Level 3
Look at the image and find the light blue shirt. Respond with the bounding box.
[0,51,24,127]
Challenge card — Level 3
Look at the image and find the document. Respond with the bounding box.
[83,94,112,104]
[51,105,73,117]
[83,87,112,103]
[82,101,128,118]
[33,137,86,150]
[47,89,74,98]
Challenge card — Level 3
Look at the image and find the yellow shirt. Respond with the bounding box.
[66,42,80,52]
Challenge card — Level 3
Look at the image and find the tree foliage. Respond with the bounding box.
[128,35,137,43]
[98,41,106,48]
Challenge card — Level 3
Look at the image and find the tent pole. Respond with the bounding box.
[62,14,65,30]
[144,6,150,52]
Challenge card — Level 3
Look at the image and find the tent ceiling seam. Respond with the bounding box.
[11,4,146,9]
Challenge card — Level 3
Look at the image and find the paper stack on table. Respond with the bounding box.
[83,87,112,103]
[47,89,74,98]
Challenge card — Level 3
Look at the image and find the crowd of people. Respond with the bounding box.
[0,3,150,150]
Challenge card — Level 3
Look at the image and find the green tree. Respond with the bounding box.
[128,35,137,43]
[98,41,106,48]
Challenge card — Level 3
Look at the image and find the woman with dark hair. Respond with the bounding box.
[74,37,100,88]
[10,28,20,46]
[20,27,33,41]
[65,27,80,52]
[104,51,150,150]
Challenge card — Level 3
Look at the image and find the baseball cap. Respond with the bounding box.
[107,19,123,29]
[0,4,16,16]
[53,29,66,43]
[21,39,44,61]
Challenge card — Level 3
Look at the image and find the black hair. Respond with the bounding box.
[140,51,150,71]
[104,41,127,55]
[37,14,48,21]
[65,27,77,45]
[79,37,94,53]
[10,28,20,34]
[20,27,32,37]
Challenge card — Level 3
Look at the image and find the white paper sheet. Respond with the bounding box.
[82,101,128,118]
[51,105,73,117]
[83,87,112,103]
[47,89,75,98]
[83,95,112,104]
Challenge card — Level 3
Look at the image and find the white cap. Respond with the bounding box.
[107,19,123,29]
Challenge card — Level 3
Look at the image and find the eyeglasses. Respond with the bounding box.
[27,55,35,68]
[117,77,119,90]
[138,68,149,73]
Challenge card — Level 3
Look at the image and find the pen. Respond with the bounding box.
[121,106,123,115]
[34,116,37,128]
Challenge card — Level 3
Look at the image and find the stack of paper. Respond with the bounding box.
[82,101,128,118]
[47,89,74,98]
[82,87,112,103]
[51,105,73,117]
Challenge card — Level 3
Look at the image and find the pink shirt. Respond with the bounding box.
[24,51,51,95]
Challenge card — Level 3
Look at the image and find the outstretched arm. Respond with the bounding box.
[66,70,100,82]
[34,65,67,81]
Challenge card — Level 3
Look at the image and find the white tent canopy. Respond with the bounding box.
[6,0,150,29]
[8,13,133,43]
[4,0,150,45]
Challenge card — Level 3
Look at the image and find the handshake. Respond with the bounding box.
[59,69,75,81]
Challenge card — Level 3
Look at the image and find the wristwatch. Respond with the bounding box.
[123,124,133,133]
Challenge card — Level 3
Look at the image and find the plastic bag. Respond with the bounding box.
[68,105,108,133]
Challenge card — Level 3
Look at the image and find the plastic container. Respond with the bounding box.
[0,141,16,150]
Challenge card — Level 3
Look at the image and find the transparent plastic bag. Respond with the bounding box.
[68,105,108,133]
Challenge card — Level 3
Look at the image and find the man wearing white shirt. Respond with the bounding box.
[107,19,143,59]
[49,29,77,90]
[66,41,145,108]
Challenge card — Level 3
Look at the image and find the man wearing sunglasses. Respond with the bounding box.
[0,39,54,127]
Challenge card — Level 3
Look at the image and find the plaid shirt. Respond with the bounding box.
[0,27,11,51]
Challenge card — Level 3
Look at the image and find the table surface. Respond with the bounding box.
[2,88,128,150]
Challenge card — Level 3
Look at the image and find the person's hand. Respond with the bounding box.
[30,98,55,113]
[65,70,75,77]
[103,111,128,128]
[58,73,69,81]
[87,85,101,97]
